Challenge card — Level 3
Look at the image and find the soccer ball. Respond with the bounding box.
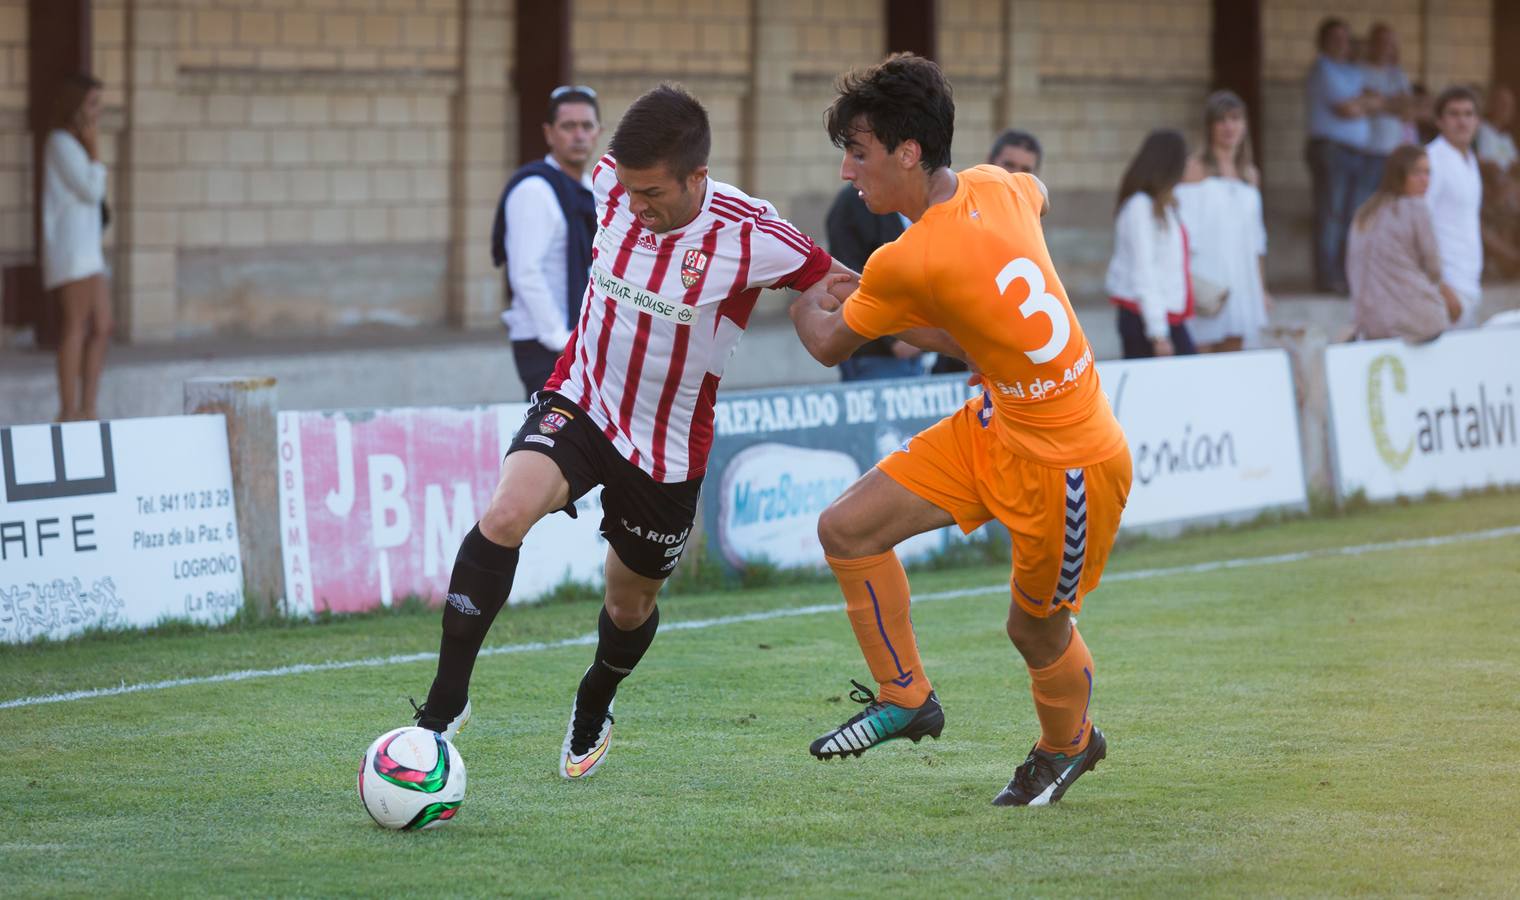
[357,726,467,830]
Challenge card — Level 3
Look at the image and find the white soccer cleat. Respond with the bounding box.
[559,695,614,779]
[411,697,472,742]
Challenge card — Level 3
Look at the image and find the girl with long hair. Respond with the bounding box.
[42,73,111,421]
[1346,144,1462,340]
[1106,129,1196,358]
[1176,90,1271,352]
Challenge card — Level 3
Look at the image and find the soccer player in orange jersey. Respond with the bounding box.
[790,55,1133,806]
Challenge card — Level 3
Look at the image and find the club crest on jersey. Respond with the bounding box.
[680,249,710,289]
[539,412,569,435]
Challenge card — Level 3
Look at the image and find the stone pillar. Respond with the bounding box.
[117,0,187,342]
[448,0,514,330]
[744,3,795,207]
[184,376,282,616]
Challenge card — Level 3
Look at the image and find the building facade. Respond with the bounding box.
[0,0,1500,343]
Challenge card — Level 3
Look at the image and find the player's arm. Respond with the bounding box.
[789,270,870,367]
[893,326,970,363]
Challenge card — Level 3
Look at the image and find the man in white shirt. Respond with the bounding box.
[1425,86,1484,328]
[494,86,601,395]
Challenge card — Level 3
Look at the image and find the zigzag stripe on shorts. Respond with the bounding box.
[1056,467,1087,604]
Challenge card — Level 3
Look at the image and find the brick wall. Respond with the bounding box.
[0,0,28,266]
[2,0,1503,341]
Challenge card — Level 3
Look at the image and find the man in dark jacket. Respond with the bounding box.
[493,86,600,395]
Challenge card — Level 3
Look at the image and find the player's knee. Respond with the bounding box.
[1005,612,1070,667]
[478,496,538,547]
[817,502,866,558]
[604,593,657,630]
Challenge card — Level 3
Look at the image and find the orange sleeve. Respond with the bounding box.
[841,239,933,339]
[1006,171,1045,215]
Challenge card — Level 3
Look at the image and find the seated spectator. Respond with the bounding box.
[1177,90,1270,352]
[1347,144,1462,341]
[1107,129,1196,358]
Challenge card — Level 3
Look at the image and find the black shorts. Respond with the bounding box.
[507,391,702,580]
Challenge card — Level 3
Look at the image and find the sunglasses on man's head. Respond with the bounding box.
[551,85,597,99]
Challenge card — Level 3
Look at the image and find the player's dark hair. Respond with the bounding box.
[1434,85,1479,119]
[546,88,599,125]
[609,84,710,179]
[826,53,954,172]
[988,129,1041,166]
[1316,16,1348,51]
[1116,128,1188,223]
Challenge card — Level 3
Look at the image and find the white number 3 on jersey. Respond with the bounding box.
[995,257,1070,364]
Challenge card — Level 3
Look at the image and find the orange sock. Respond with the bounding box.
[826,551,931,707]
[1028,626,1095,755]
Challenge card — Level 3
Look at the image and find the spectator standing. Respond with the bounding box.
[1107,129,1196,358]
[1177,91,1270,352]
[1477,85,1520,278]
[1477,84,1517,173]
[1305,17,1377,294]
[1347,144,1461,341]
[823,185,921,380]
[42,73,111,423]
[494,86,600,396]
[1425,87,1484,327]
[1361,24,1413,186]
[987,129,1042,175]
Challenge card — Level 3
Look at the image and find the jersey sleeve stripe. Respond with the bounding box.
[712,191,811,246]
[710,197,810,256]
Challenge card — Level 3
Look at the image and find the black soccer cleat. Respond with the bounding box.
[809,679,945,760]
[992,726,1106,807]
[410,697,471,742]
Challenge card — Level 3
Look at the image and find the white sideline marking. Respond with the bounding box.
[3,524,1517,711]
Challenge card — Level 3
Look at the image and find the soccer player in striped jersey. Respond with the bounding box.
[790,55,1133,806]
[410,84,848,780]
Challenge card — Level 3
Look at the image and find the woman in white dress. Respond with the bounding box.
[1177,90,1271,352]
[43,74,112,422]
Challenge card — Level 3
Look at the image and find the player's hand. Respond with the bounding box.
[965,361,984,388]
[822,272,858,307]
[1151,336,1175,357]
[791,281,836,320]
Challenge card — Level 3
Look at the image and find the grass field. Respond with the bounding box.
[4,493,1520,897]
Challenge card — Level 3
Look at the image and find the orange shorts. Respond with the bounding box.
[878,398,1132,618]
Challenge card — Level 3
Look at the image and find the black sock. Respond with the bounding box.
[577,605,660,713]
[425,525,518,716]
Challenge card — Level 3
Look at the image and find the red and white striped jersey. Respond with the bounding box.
[545,154,832,482]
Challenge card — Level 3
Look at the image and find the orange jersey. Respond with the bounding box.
[842,166,1126,468]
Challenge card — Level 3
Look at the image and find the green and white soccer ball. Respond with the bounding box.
[357,726,466,830]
